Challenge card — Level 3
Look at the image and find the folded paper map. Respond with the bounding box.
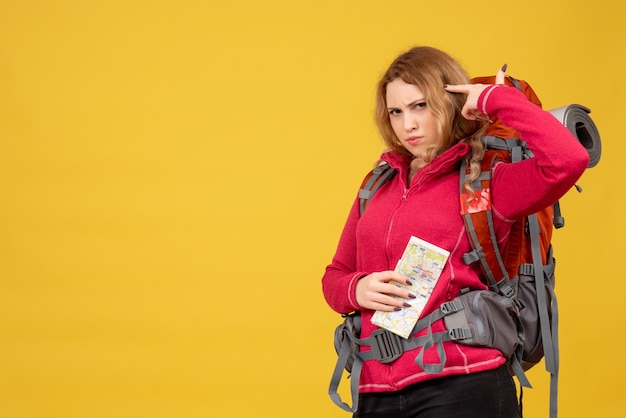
[370,236,450,339]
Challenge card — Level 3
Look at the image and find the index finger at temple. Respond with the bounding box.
[444,84,470,94]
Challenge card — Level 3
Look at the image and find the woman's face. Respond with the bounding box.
[386,78,442,160]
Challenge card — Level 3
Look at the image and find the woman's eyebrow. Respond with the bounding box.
[388,98,426,109]
[407,98,426,105]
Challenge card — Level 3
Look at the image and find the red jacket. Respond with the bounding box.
[322,85,589,393]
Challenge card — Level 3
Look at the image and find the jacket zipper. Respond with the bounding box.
[383,151,460,275]
[384,186,410,268]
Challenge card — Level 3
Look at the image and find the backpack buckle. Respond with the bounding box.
[440,299,463,315]
[448,327,473,341]
[368,329,403,363]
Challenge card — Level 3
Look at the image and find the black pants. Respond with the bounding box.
[354,365,521,418]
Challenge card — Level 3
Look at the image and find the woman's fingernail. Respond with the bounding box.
[406,280,413,286]
[394,307,402,311]
[443,84,449,88]
[403,302,412,308]
[408,293,417,299]
[501,63,508,72]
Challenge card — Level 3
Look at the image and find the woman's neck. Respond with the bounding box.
[408,157,427,183]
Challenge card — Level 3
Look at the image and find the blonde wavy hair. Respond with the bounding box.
[375,46,486,194]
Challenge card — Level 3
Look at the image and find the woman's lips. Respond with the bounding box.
[405,136,422,145]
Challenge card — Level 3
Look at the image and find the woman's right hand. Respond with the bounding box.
[355,271,416,311]
[444,63,507,121]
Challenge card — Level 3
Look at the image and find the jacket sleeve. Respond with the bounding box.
[322,197,369,314]
[478,85,590,220]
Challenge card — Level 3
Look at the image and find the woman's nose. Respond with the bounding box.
[403,114,417,131]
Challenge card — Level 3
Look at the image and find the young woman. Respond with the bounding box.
[322,46,589,417]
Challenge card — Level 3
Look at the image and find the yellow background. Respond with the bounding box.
[0,1,623,417]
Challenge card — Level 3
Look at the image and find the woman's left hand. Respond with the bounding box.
[444,64,507,121]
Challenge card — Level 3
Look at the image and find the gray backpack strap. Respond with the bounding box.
[414,328,448,374]
[527,213,559,418]
[358,162,397,215]
[329,313,367,412]
[462,207,516,298]
[412,304,459,373]
[509,347,532,388]
[328,333,362,412]
[460,158,516,299]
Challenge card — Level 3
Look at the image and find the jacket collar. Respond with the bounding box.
[381,142,472,182]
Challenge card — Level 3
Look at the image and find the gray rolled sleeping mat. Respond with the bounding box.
[549,104,601,168]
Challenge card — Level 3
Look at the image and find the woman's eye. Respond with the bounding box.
[416,102,427,109]
[389,109,401,116]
